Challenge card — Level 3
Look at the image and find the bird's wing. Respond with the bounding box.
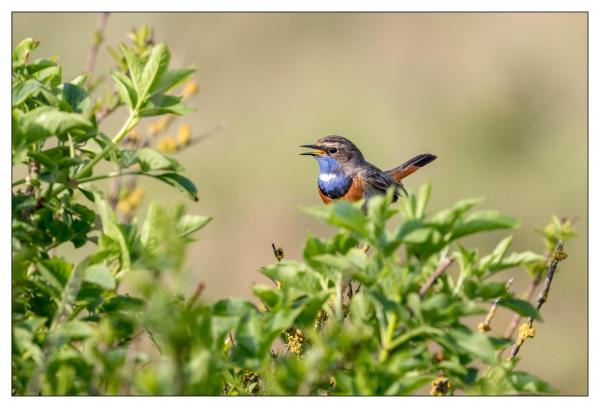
[358,167,402,200]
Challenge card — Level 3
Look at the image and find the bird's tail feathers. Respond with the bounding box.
[386,153,437,181]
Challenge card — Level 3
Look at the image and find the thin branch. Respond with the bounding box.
[478,278,514,333]
[419,256,454,298]
[508,241,567,361]
[504,272,543,339]
[84,13,110,76]
[186,282,205,310]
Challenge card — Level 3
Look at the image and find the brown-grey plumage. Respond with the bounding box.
[301,135,437,203]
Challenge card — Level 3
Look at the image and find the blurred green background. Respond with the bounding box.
[13,13,587,394]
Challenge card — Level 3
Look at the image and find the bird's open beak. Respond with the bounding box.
[299,144,326,156]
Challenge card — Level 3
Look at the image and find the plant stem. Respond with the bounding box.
[507,241,566,361]
[77,170,146,185]
[84,13,110,76]
[49,112,139,199]
[419,256,453,298]
[378,313,397,362]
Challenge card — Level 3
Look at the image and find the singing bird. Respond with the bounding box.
[300,135,436,204]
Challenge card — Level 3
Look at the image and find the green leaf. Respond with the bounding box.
[69,73,89,87]
[59,321,95,340]
[12,79,43,106]
[18,106,93,143]
[304,200,368,236]
[136,147,184,172]
[508,371,557,394]
[385,375,434,396]
[13,38,39,66]
[120,45,144,94]
[62,83,90,113]
[452,211,520,240]
[477,281,507,299]
[176,214,212,237]
[261,261,323,294]
[95,193,131,270]
[84,264,115,290]
[446,327,497,364]
[110,69,138,109]
[479,235,513,272]
[213,298,257,316]
[498,298,542,321]
[138,94,194,117]
[431,197,483,227]
[37,258,72,291]
[138,42,171,104]
[34,63,62,86]
[491,251,546,273]
[100,295,145,313]
[153,173,198,201]
[252,285,281,309]
[415,182,432,218]
[151,67,196,95]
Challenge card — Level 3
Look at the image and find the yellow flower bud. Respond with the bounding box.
[177,123,191,146]
[182,81,199,98]
[157,137,177,153]
[148,116,173,136]
[127,187,145,208]
[116,200,132,216]
[126,129,141,143]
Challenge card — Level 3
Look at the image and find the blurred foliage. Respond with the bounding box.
[12,27,575,396]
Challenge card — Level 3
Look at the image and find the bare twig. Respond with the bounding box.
[478,278,514,333]
[84,13,110,76]
[186,282,205,310]
[508,241,567,360]
[504,272,543,339]
[419,256,454,298]
[95,91,120,124]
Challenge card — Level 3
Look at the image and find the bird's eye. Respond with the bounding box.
[329,147,338,154]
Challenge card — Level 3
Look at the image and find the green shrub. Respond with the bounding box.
[12,28,574,396]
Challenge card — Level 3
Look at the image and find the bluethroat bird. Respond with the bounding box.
[301,135,436,204]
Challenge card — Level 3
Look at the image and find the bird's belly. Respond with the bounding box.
[317,173,352,200]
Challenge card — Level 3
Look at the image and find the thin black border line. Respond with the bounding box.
[10,11,590,397]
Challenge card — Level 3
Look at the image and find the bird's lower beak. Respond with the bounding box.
[299,144,326,156]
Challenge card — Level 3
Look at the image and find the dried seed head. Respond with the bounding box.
[430,377,452,396]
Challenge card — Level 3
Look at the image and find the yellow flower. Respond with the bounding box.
[148,116,173,136]
[116,200,132,216]
[517,323,536,346]
[157,136,177,153]
[126,129,141,143]
[127,187,145,208]
[182,81,199,98]
[430,377,452,396]
[177,123,191,146]
[286,328,307,357]
[314,309,328,331]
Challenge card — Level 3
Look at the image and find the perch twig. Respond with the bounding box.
[507,241,567,360]
[419,256,453,298]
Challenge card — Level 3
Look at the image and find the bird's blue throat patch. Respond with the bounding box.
[314,156,352,199]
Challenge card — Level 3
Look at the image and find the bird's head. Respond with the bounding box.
[300,135,364,167]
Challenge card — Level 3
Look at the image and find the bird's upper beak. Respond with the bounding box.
[299,144,326,156]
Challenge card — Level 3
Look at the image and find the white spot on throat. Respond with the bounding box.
[318,173,338,183]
